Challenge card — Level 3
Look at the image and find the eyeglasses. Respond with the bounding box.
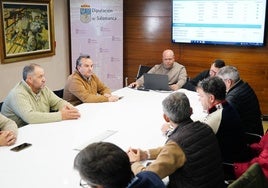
[80,179,98,188]
[80,179,89,188]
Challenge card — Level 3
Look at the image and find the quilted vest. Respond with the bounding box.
[167,119,224,188]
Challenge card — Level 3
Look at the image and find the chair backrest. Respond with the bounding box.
[136,65,151,80]
[53,89,64,98]
[244,132,262,145]
[227,163,268,188]
[0,102,3,112]
[262,114,268,121]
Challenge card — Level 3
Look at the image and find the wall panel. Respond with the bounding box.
[123,0,268,114]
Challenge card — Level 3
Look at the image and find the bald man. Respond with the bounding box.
[129,49,187,91]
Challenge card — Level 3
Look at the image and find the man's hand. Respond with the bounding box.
[60,105,81,120]
[127,148,148,162]
[104,93,120,102]
[127,148,141,162]
[103,93,111,98]
[128,82,140,89]
[0,131,16,146]
[108,95,120,102]
[169,84,179,91]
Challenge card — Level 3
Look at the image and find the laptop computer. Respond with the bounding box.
[143,73,171,91]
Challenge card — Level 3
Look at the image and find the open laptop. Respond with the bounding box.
[143,73,171,91]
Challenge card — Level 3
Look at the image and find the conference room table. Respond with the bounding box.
[0,87,206,188]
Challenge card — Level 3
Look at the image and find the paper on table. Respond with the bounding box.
[74,130,118,151]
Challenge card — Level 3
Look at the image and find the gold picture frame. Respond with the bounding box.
[0,0,55,64]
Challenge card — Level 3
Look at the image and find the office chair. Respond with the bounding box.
[262,114,268,134]
[227,163,268,188]
[243,114,265,145]
[245,132,262,145]
[262,114,268,121]
[53,89,64,98]
[0,102,3,112]
[136,65,152,80]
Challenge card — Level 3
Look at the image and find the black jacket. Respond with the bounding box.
[226,80,263,135]
[182,70,210,91]
[208,101,252,163]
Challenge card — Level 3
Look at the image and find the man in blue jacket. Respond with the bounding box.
[74,142,165,188]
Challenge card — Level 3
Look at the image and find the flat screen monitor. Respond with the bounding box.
[172,0,267,46]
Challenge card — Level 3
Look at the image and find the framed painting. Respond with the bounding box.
[0,0,55,64]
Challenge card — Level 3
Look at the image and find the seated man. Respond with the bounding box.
[217,66,263,136]
[196,77,251,163]
[128,92,224,187]
[63,55,120,106]
[182,59,225,91]
[129,49,187,91]
[0,113,17,146]
[1,63,80,127]
[74,142,166,188]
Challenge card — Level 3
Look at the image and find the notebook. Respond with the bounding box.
[143,73,171,91]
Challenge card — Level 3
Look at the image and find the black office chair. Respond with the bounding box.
[136,65,152,80]
[227,163,268,188]
[53,89,64,98]
[262,114,268,134]
[262,114,268,121]
[245,132,262,145]
[0,102,3,112]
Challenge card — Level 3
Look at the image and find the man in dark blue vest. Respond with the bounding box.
[128,92,224,188]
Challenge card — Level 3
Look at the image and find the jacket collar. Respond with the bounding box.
[208,100,228,114]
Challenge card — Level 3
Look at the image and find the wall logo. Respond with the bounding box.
[80,4,91,23]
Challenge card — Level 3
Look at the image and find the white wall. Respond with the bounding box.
[0,0,70,101]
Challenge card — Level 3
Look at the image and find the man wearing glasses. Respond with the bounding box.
[182,59,225,91]
[74,142,165,188]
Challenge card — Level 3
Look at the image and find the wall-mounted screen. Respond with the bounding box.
[172,0,267,46]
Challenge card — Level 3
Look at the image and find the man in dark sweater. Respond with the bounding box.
[183,59,225,91]
[128,92,224,188]
[196,77,251,163]
[217,66,263,136]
